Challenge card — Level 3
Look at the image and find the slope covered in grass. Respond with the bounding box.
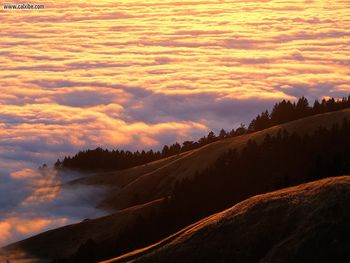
[105,176,350,263]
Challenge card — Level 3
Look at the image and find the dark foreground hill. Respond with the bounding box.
[105,176,350,263]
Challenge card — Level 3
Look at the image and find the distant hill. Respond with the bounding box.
[85,108,350,211]
[57,95,350,173]
[105,176,350,263]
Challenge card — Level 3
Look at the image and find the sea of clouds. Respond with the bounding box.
[0,0,349,246]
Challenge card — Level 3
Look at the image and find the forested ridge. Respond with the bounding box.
[55,95,350,171]
[55,115,350,263]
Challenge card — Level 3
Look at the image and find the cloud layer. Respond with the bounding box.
[1,0,349,161]
[0,0,349,245]
[0,168,107,246]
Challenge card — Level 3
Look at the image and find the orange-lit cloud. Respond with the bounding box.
[10,168,62,205]
[0,216,68,245]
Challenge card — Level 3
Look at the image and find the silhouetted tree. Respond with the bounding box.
[219,129,228,139]
[162,145,170,157]
[271,100,295,124]
[235,123,246,135]
[295,96,311,118]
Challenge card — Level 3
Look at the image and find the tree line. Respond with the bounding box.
[55,95,350,172]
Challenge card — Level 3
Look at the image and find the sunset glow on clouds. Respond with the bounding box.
[1,0,350,163]
[0,0,349,245]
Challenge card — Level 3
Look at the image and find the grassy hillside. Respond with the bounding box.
[104,176,350,263]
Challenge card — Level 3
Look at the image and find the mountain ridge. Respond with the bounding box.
[92,108,350,210]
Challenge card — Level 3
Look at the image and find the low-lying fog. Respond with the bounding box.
[0,166,108,247]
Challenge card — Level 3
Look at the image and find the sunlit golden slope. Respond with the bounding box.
[83,108,350,210]
[103,176,350,263]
